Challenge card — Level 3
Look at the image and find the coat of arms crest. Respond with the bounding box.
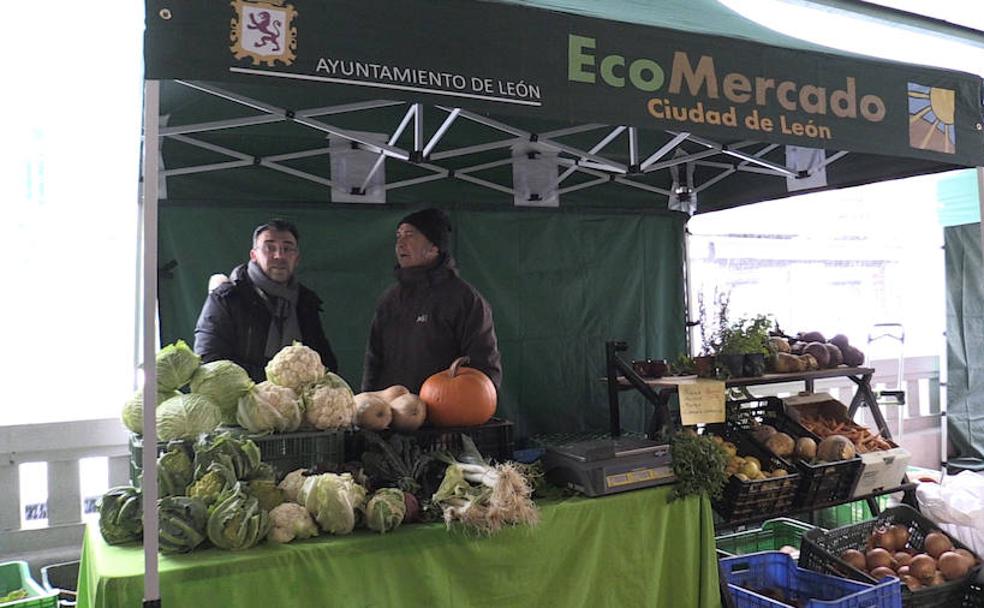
[230,0,297,67]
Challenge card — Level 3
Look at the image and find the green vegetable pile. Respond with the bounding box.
[668,430,729,502]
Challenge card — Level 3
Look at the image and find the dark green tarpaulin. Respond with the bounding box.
[160,204,685,438]
[945,223,984,459]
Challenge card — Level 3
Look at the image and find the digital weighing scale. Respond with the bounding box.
[542,436,674,497]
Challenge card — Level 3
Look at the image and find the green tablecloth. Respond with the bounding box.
[78,486,720,608]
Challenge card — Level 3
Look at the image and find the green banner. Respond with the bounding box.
[145,0,984,166]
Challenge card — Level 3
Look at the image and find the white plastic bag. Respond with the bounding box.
[916,471,984,556]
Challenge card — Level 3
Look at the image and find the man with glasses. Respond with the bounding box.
[194,218,338,381]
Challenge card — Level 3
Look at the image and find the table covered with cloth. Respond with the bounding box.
[77,485,720,607]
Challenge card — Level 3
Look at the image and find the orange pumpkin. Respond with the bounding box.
[419,356,497,427]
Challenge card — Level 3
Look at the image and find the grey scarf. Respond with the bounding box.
[247,261,302,357]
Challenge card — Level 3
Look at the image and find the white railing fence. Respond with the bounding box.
[0,419,129,561]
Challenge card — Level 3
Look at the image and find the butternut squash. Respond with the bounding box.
[377,385,410,403]
[389,393,427,432]
[354,393,392,431]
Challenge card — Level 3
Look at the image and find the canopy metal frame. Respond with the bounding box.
[158,80,848,204]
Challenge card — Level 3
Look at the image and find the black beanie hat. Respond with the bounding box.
[398,208,452,253]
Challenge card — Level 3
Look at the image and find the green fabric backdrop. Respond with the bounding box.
[944,223,984,459]
[159,203,687,440]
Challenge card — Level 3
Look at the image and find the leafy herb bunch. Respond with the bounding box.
[668,430,729,502]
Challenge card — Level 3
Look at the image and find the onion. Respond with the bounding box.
[870,566,896,580]
[889,524,910,550]
[909,554,936,581]
[924,531,953,558]
[841,549,867,572]
[897,565,910,577]
[954,548,978,566]
[894,552,912,567]
[928,570,946,586]
[865,548,894,571]
[871,525,896,553]
[900,574,922,591]
[938,551,971,581]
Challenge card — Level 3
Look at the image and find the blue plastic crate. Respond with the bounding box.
[720,551,901,608]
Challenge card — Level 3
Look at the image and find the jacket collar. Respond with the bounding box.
[394,253,458,286]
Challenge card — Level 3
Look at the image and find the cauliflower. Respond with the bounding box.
[187,462,235,507]
[265,342,325,390]
[303,373,357,429]
[267,502,319,544]
[237,381,302,433]
[278,468,308,503]
[247,479,285,512]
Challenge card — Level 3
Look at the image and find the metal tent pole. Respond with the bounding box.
[139,79,161,608]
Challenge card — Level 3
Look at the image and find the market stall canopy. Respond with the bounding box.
[144,0,984,213]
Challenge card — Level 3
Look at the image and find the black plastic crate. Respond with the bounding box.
[705,422,800,524]
[130,428,346,483]
[40,560,78,607]
[728,397,862,508]
[347,418,514,463]
[965,569,984,608]
[413,418,513,462]
[799,504,982,608]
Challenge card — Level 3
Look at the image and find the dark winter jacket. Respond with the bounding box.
[362,254,502,393]
[194,264,338,382]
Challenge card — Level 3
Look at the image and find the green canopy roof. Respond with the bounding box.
[144,0,984,212]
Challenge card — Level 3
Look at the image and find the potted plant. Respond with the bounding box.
[693,290,726,377]
[741,315,772,377]
[715,315,772,378]
[716,321,751,378]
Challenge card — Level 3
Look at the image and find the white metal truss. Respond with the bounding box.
[159,80,847,208]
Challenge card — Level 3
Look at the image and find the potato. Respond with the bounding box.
[764,432,795,458]
[798,354,819,370]
[774,352,800,373]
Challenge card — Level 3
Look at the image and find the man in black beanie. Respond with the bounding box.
[362,208,502,394]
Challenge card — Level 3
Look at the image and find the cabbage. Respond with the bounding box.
[237,381,302,433]
[121,389,182,434]
[265,342,325,390]
[190,360,254,425]
[158,496,209,554]
[156,393,222,441]
[157,340,201,391]
[97,486,143,545]
[206,482,270,551]
[298,473,367,535]
[365,488,406,534]
[302,373,356,429]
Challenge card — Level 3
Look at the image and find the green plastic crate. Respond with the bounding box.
[812,496,889,530]
[716,518,820,558]
[0,561,58,608]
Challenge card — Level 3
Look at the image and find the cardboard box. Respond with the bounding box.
[783,393,910,498]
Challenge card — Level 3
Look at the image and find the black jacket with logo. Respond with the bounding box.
[193,264,338,382]
[361,255,502,394]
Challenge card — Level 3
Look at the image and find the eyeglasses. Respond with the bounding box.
[256,242,298,256]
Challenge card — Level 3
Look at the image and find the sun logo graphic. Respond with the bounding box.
[230,0,298,67]
[908,83,955,154]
